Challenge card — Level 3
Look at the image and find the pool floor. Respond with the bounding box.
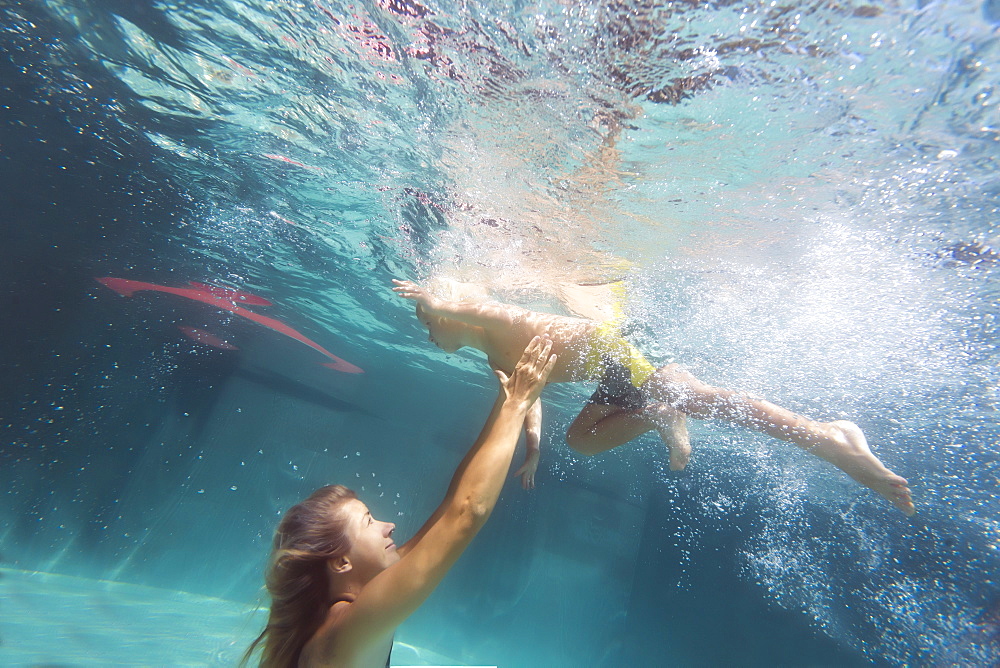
[1,567,264,665]
[0,568,474,666]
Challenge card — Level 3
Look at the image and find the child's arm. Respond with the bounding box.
[513,399,542,490]
[393,279,516,329]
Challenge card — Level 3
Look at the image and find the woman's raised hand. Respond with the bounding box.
[495,336,556,407]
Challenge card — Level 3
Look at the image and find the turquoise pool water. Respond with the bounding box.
[2,0,999,665]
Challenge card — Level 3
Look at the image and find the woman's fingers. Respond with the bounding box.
[514,336,540,370]
[538,347,555,379]
[498,338,556,402]
[516,337,552,374]
[530,338,554,376]
[511,337,555,396]
[540,349,557,379]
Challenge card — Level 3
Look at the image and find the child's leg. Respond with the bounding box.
[566,402,692,470]
[644,364,915,514]
[566,403,651,454]
[647,402,691,471]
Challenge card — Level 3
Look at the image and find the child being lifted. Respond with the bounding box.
[393,279,914,516]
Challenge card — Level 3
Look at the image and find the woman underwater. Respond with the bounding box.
[243,337,556,667]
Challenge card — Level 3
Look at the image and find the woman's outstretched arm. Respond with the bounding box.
[329,337,556,657]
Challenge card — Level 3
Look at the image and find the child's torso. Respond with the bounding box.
[484,311,597,383]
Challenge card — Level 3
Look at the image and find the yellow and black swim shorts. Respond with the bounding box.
[584,321,656,411]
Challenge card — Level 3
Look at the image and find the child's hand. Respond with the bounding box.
[514,449,539,490]
[392,279,442,311]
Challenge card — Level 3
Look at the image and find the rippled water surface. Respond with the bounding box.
[2,0,999,665]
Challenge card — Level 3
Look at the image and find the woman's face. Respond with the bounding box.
[341,498,399,578]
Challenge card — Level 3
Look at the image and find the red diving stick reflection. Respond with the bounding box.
[177,326,240,351]
[187,282,273,306]
[96,277,363,373]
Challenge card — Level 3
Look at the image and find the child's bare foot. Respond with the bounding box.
[644,403,691,471]
[809,420,915,515]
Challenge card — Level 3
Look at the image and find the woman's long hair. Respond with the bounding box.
[243,485,358,668]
